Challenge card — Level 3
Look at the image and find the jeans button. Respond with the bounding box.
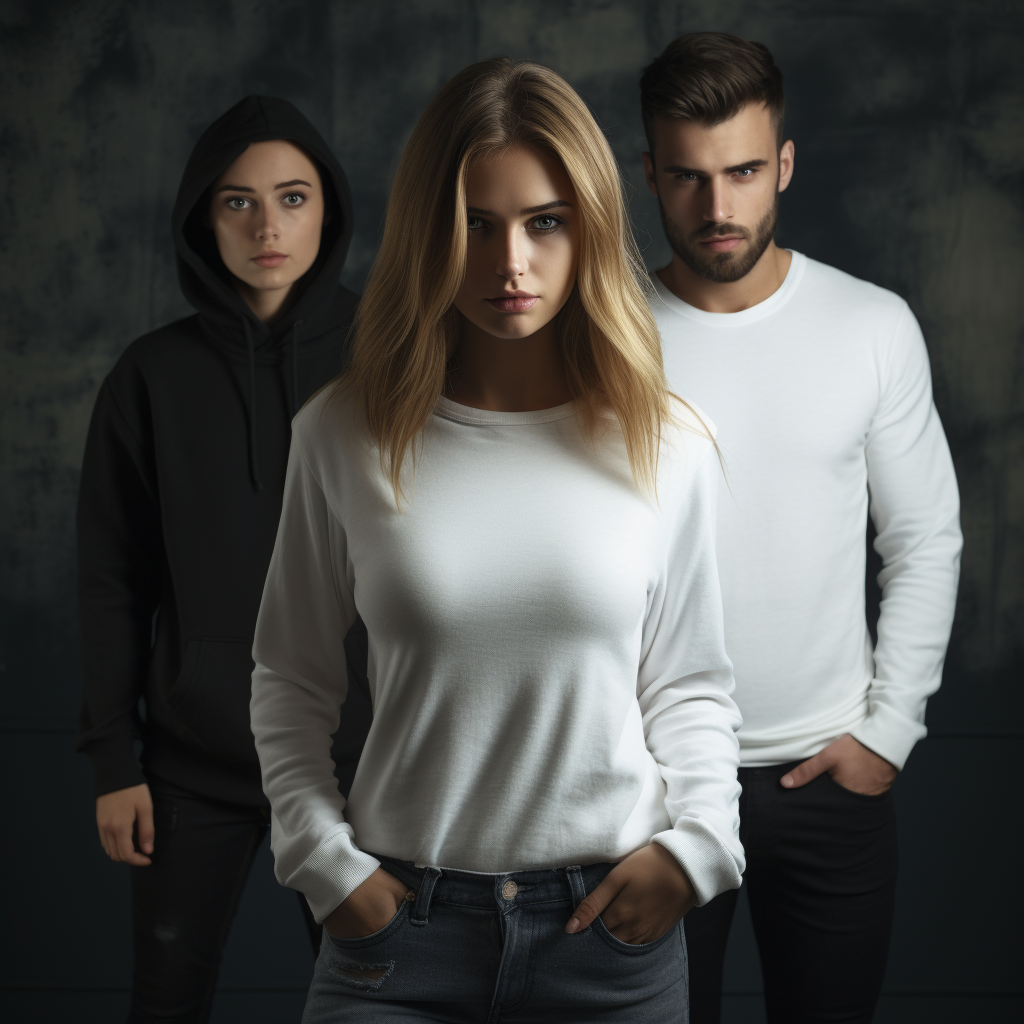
[501,879,518,901]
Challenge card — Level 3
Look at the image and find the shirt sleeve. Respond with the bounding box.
[250,435,380,922]
[640,437,745,906]
[851,303,962,769]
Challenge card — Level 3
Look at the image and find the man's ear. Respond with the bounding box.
[642,151,658,197]
[778,139,795,194]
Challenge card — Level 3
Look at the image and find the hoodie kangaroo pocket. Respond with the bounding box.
[167,638,260,769]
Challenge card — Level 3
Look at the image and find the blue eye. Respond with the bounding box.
[531,214,561,231]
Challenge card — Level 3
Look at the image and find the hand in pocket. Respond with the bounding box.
[323,868,413,939]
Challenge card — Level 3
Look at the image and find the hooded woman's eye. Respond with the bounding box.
[282,192,306,206]
[226,197,251,210]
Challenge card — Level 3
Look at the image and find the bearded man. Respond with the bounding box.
[641,32,962,1024]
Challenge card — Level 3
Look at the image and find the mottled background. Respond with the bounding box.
[1,0,1021,1021]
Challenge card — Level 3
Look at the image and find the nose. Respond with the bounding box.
[704,176,732,224]
[255,203,280,242]
[495,225,525,281]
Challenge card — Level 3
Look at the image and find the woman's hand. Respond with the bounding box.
[96,783,154,866]
[323,868,413,939]
[565,843,696,944]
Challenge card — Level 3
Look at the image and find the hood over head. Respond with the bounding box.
[171,95,354,351]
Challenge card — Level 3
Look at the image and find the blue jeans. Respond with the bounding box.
[303,856,688,1023]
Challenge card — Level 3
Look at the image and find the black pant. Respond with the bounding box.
[128,778,320,1024]
[685,761,898,1024]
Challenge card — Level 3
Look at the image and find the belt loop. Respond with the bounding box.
[409,867,442,927]
[566,865,586,909]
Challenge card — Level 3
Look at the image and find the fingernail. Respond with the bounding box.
[781,776,793,787]
[566,917,580,934]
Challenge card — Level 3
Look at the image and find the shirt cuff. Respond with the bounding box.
[282,826,381,923]
[651,818,744,907]
[849,695,927,771]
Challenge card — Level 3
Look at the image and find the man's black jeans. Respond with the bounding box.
[685,760,898,1024]
[127,778,320,1024]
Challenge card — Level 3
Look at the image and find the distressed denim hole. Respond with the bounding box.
[330,958,395,991]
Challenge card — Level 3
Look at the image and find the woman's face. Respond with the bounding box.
[453,146,579,342]
[208,140,325,301]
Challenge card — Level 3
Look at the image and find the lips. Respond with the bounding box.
[487,295,538,312]
[701,237,743,253]
[252,251,287,268]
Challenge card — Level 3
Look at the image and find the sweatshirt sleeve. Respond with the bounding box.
[250,435,380,922]
[640,438,745,906]
[851,304,962,770]
[75,377,163,796]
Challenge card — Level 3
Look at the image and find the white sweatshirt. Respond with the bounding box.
[651,252,962,770]
[250,389,745,922]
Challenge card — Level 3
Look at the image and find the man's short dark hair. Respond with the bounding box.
[640,32,785,152]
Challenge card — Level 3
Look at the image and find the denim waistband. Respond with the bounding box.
[373,854,615,928]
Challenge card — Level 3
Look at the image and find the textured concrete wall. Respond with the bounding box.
[1,1,1021,1021]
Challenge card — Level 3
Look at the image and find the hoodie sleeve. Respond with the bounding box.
[75,375,162,796]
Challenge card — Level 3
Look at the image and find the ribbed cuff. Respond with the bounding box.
[285,826,382,923]
[850,698,927,771]
[84,735,146,797]
[651,818,744,908]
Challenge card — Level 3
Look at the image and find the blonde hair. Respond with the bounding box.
[338,57,675,501]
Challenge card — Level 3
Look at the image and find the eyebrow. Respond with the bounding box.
[662,159,769,175]
[214,179,313,194]
[466,199,573,216]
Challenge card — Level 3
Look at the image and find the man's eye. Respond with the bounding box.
[735,169,754,177]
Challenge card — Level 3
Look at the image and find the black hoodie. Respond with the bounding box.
[76,96,370,806]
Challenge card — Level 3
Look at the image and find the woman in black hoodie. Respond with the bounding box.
[75,96,370,1023]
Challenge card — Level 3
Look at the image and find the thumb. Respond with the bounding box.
[566,871,623,934]
[137,798,155,856]
[781,752,830,790]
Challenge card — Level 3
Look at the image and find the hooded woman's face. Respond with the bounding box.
[208,140,325,322]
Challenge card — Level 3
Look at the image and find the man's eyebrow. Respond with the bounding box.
[466,199,573,216]
[213,179,312,194]
[662,159,769,175]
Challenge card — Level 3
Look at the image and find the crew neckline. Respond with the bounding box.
[650,250,806,328]
[434,395,578,425]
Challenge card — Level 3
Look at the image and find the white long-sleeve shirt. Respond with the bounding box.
[651,251,962,769]
[250,388,744,922]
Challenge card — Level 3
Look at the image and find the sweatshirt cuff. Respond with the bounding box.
[284,826,381,923]
[83,735,146,797]
[652,819,744,907]
[850,697,927,771]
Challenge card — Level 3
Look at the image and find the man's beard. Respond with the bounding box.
[660,193,779,284]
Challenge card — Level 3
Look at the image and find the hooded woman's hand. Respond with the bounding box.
[96,783,155,866]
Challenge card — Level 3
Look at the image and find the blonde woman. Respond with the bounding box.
[251,58,744,1022]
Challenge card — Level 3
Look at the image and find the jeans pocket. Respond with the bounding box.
[823,772,892,801]
[591,914,680,955]
[325,901,409,949]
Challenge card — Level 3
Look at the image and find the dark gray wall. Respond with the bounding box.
[1,1,1021,1021]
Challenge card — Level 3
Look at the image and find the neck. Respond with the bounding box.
[234,280,297,325]
[445,319,572,413]
[658,241,792,314]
